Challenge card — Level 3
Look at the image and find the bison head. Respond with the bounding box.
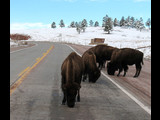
[91,69,101,83]
[107,62,117,75]
[63,83,81,108]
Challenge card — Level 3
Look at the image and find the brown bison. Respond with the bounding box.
[82,50,101,83]
[87,44,118,70]
[61,52,83,107]
[107,48,144,77]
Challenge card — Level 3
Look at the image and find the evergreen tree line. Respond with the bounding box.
[51,19,99,34]
[102,14,151,33]
[51,19,99,28]
[51,15,151,34]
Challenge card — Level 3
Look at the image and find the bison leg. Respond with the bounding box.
[98,62,101,69]
[134,63,142,77]
[123,65,128,77]
[103,61,106,68]
[88,74,93,82]
[77,89,80,102]
[82,74,87,82]
[136,67,141,77]
[61,76,66,105]
[136,64,142,77]
[117,67,123,77]
[62,91,67,105]
[98,61,104,70]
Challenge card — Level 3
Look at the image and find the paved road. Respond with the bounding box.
[10,42,52,85]
[10,42,150,120]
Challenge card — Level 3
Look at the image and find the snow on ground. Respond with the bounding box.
[10,27,151,59]
[10,38,18,47]
[10,41,18,46]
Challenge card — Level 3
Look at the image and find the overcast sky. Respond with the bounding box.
[10,0,151,30]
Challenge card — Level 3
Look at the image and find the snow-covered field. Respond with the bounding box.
[10,27,151,59]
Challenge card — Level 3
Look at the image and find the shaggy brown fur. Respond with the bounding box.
[61,52,83,107]
[87,44,118,70]
[82,50,101,83]
[107,48,144,77]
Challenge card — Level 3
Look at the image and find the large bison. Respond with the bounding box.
[107,48,144,77]
[61,52,83,107]
[87,44,118,70]
[82,50,101,83]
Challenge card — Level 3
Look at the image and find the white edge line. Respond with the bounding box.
[10,43,38,54]
[101,72,151,115]
[65,44,151,115]
[65,44,81,56]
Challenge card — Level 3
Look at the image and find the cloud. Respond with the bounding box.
[134,0,150,2]
[49,0,77,2]
[49,0,108,2]
[89,0,108,2]
[10,23,50,30]
[64,0,77,2]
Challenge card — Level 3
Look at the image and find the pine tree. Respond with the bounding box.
[120,16,125,27]
[81,19,87,32]
[134,18,145,31]
[113,18,119,27]
[51,22,56,28]
[94,21,99,27]
[76,27,81,34]
[75,22,79,28]
[59,19,65,28]
[89,20,94,27]
[81,19,88,27]
[104,17,113,34]
[76,22,81,34]
[130,16,135,28]
[145,18,151,29]
[102,14,109,27]
[124,16,132,28]
[70,21,76,28]
[139,17,145,31]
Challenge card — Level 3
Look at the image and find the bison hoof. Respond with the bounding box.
[62,102,66,105]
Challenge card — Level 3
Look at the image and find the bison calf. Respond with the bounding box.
[82,50,101,83]
[107,48,144,77]
[61,52,83,107]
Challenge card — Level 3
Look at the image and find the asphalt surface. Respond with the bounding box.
[10,42,150,120]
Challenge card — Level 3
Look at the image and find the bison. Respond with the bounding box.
[87,44,118,70]
[61,52,83,107]
[107,48,144,77]
[82,50,101,83]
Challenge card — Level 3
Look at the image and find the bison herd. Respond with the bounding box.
[61,44,144,107]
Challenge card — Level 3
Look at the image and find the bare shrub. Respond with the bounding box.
[10,34,31,40]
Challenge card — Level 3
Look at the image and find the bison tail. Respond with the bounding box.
[141,59,144,65]
[141,53,144,65]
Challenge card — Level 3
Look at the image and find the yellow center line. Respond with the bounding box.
[18,67,31,77]
[36,57,40,61]
[10,45,54,95]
